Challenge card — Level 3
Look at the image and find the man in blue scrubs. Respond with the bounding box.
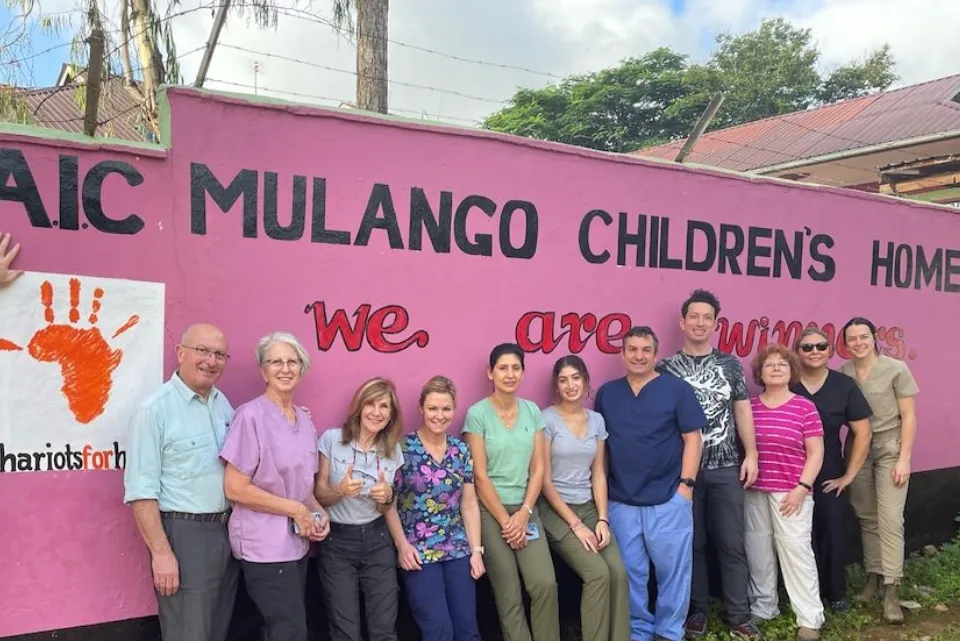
[595,326,705,641]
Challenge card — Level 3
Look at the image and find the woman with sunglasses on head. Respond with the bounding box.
[314,378,405,641]
[791,328,872,614]
[839,317,919,624]
[462,343,560,641]
[537,355,629,641]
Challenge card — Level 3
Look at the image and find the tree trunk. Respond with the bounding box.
[355,0,388,113]
[129,0,164,127]
[118,0,135,87]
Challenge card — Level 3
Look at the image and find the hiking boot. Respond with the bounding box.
[730,619,762,639]
[883,582,905,624]
[684,612,707,638]
[796,627,820,641]
[856,572,882,602]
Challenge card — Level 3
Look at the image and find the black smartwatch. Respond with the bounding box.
[680,477,696,488]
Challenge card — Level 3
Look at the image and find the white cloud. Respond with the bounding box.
[49,0,959,127]
[796,0,960,88]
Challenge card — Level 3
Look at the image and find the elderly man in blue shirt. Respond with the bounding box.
[594,326,705,641]
[124,323,238,641]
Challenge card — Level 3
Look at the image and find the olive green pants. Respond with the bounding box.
[480,504,559,641]
[538,499,631,641]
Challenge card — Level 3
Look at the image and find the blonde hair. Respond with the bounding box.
[341,377,403,457]
[419,375,457,407]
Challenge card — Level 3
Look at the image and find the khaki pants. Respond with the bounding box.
[480,505,559,641]
[744,491,824,631]
[538,499,631,641]
[849,428,908,582]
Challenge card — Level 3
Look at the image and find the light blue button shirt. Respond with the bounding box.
[123,372,234,513]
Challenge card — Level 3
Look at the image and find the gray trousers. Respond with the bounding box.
[690,465,751,625]
[157,516,239,641]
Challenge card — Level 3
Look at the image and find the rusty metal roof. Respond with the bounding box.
[15,78,149,142]
[634,73,960,172]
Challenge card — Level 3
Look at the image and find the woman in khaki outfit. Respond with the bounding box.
[538,356,630,641]
[840,317,919,624]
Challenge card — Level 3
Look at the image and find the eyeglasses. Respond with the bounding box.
[763,361,790,370]
[182,345,230,362]
[799,342,829,353]
[265,358,302,370]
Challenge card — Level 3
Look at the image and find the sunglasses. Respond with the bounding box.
[799,342,830,353]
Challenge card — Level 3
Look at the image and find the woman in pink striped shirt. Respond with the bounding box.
[744,344,825,641]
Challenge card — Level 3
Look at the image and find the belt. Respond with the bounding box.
[329,516,385,533]
[161,510,231,523]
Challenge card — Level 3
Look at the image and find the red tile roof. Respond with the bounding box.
[15,78,149,142]
[634,74,960,171]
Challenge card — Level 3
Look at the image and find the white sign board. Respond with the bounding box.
[0,272,164,473]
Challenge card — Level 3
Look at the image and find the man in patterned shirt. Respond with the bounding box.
[659,290,761,640]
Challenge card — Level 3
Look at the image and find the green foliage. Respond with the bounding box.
[817,44,898,104]
[692,533,960,641]
[483,18,899,153]
[483,48,696,153]
[0,87,34,124]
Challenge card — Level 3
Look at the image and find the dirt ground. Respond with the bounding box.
[856,604,960,641]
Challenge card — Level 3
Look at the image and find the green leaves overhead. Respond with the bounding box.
[483,18,898,153]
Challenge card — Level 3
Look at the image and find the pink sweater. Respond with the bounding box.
[751,395,824,493]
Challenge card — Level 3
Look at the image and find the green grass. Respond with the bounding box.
[693,537,960,641]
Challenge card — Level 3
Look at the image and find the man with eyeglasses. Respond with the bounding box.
[658,290,761,640]
[124,323,239,641]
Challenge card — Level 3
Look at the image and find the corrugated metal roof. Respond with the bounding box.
[15,78,149,142]
[634,73,960,171]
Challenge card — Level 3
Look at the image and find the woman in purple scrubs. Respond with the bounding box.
[219,331,330,641]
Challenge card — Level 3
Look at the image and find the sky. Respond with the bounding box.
[4,0,960,127]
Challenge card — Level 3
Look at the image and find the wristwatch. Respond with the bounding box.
[472,546,485,555]
[679,477,696,488]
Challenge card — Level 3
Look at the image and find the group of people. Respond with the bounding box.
[0,233,918,641]
[117,289,918,641]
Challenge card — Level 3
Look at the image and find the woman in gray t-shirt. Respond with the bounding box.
[538,355,630,641]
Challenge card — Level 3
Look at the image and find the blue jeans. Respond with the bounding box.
[609,493,693,641]
[401,556,481,641]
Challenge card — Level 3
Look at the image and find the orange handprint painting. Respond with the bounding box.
[1,278,140,424]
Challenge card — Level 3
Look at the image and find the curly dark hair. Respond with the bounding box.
[681,289,720,318]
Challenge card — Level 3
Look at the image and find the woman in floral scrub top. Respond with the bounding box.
[386,376,485,641]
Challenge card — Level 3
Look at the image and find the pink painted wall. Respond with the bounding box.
[1,88,959,636]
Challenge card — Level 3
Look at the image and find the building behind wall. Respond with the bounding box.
[634,72,960,207]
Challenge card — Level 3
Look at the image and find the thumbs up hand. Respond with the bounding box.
[369,469,393,505]
[338,463,363,498]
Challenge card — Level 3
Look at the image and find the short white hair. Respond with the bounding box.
[256,331,312,373]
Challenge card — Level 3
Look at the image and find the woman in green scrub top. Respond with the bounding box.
[462,343,559,641]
